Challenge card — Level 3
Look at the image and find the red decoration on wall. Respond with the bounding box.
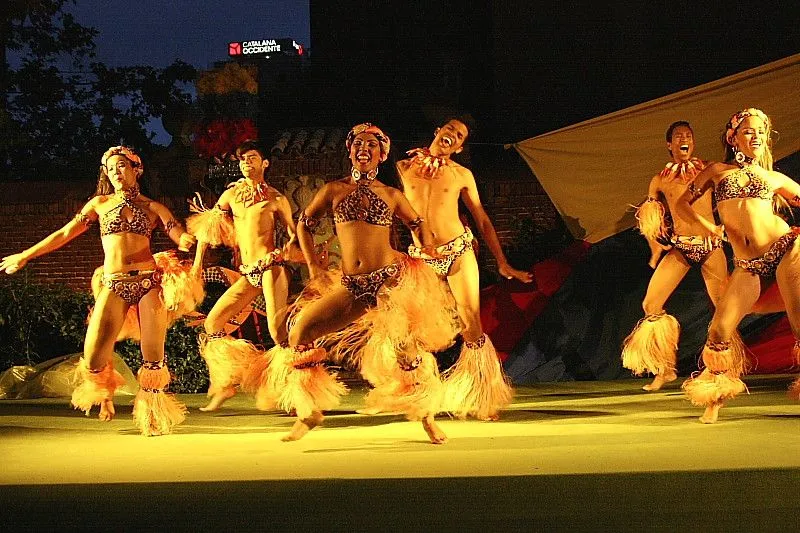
[193,118,258,160]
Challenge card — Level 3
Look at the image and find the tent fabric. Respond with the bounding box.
[513,53,800,243]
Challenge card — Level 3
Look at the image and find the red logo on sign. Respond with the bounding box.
[229,42,242,56]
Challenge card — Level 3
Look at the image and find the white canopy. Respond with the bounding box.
[514,53,800,242]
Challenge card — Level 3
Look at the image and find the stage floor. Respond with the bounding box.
[2,375,799,531]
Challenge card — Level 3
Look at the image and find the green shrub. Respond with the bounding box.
[117,318,209,394]
[0,275,92,368]
[0,275,209,393]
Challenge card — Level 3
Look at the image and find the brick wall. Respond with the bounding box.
[476,177,562,274]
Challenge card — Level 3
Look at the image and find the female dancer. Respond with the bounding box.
[676,108,800,423]
[0,146,199,436]
[253,123,459,443]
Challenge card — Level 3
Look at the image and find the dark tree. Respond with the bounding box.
[1,0,195,181]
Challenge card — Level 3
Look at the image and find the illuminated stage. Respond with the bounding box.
[2,376,799,531]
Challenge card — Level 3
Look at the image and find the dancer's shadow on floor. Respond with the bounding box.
[496,408,613,421]
[532,388,665,401]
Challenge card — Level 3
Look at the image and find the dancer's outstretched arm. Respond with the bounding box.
[1,199,97,274]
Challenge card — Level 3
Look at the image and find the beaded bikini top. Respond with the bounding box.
[99,187,153,238]
[332,171,393,227]
[714,167,772,203]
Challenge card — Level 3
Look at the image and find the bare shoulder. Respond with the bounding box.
[649,173,662,188]
[450,160,472,177]
[217,186,234,202]
[93,194,115,209]
[379,182,403,197]
[767,169,796,187]
[450,162,475,187]
[330,177,350,190]
[396,158,413,173]
[79,195,103,215]
[144,197,170,216]
[85,195,102,208]
[266,185,285,201]
[706,161,732,175]
[319,179,346,198]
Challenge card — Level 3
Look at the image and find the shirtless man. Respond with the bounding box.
[188,139,296,411]
[622,121,727,391]
[397,117,533,420]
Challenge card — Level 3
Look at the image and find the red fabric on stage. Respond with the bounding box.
[746,316,797,374]
[480,241,590,361]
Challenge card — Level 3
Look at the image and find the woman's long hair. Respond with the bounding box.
[93,166,114,197]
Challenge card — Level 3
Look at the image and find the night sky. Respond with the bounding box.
[68,0,310,69]
[59,1,799,145]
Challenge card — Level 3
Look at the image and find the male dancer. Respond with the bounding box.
[188,139,296,410]
[622,121,726,390]
[397,117,533,420]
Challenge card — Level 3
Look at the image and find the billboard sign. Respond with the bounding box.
[228,38,304,58]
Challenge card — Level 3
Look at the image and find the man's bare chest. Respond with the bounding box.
[232,201,278,226]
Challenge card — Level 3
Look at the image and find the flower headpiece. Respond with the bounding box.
[346,123,391,162]
[725,108,770,146]
[101,145,143,174]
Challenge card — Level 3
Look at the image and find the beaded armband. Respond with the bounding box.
[407,216,424,231]
[163,218,181,233]
[213,204,232,217]
[205,330,227,340]
[298,212,321,234]
[74,212,93,227]
[687,182,704,201]
[464,333,487,350]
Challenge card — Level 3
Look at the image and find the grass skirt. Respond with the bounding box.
[682,333,749,407]
[199,334,261,395]
[442,335,513,419]
[70,358,126,415]
[132,362,187,436]
[621,312,679,376]
[89,251,203,341]
[276,347,347,420]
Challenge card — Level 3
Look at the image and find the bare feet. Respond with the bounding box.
[199,386,236,412]
[642,371,678,391]
[281,411,324,441]
[98,399,115,421]
[699,403,722,424]
[422,415,447,444]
